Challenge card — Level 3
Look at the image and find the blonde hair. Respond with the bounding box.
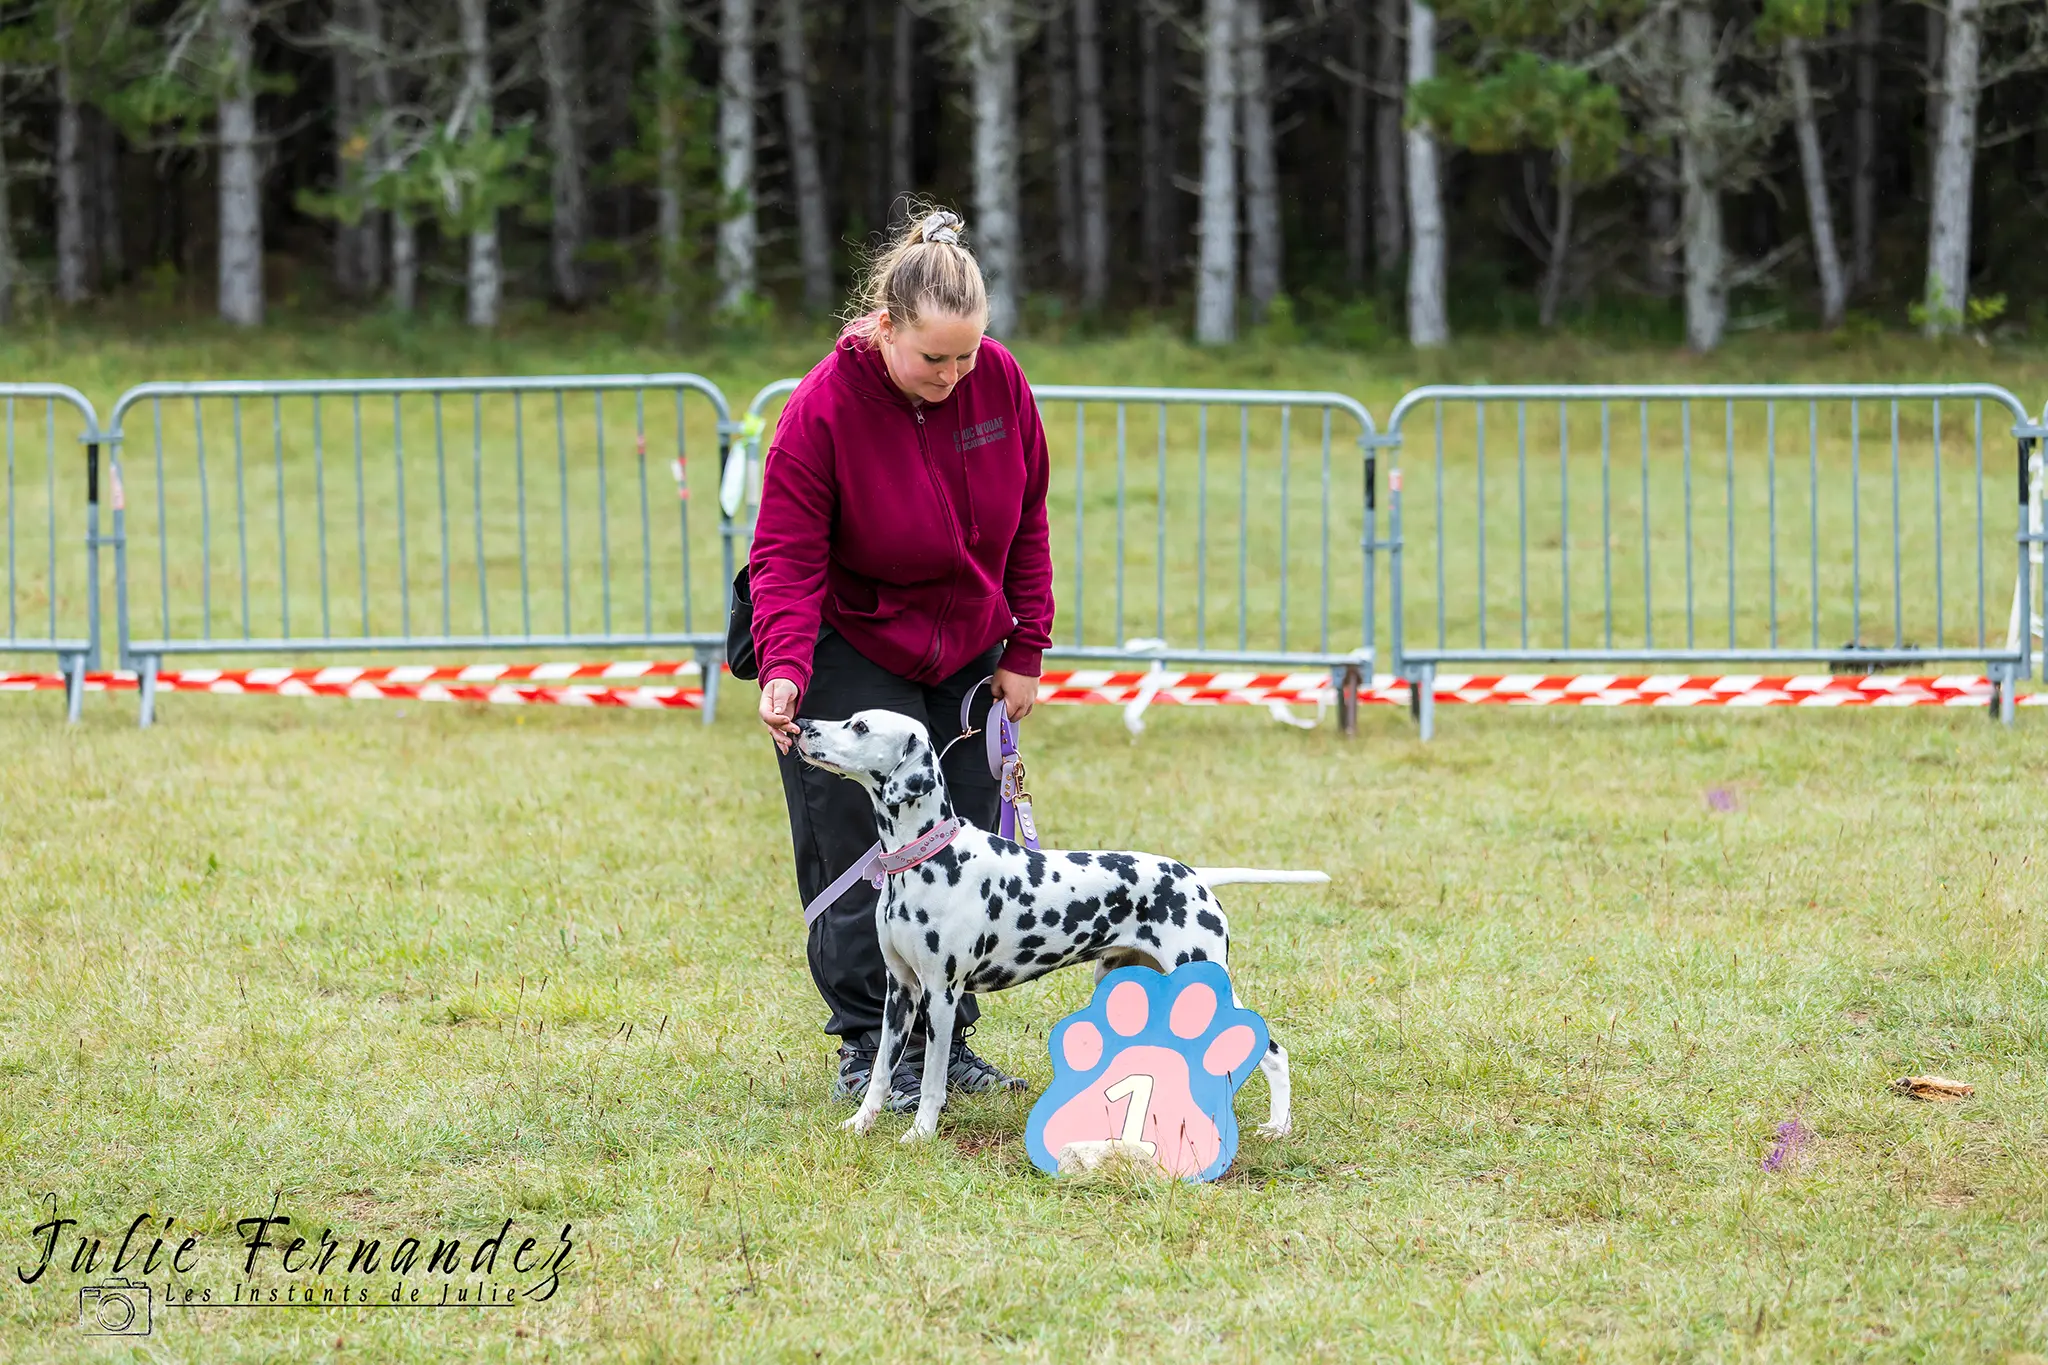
[842,204,988,344]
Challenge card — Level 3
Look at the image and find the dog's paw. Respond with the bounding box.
[1256,1120,1292,1140]
[841,1110,878,1135]
[1026,961,1269,1181]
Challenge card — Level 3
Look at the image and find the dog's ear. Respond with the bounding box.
[878,746,940,808]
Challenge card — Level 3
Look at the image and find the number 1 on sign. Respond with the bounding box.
[1101,1074,1158,1156]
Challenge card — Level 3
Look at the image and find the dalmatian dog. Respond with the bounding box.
[792,708,1314,1144]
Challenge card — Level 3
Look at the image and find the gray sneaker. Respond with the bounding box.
[833,1043,921,1112]
[946,1029,1026,1094]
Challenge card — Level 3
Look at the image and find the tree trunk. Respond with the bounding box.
[1537,150,1574,330]
[360,0,397,309]
[1240,0,1281,323]
[55,17,89,305]
[967,0,1021,335]
[94,111,122,285]
[1677,0,1724,351]
[1923,5,1943,205]
[1139,4,1171,301]
[862,0,887,232]
[457,0,499,327]
[1344,0,1368,290]
[391,213,417,313]
[1373,0,1405,275]
[778,0,832,313]
[1074,0,1108,311]
[1785,37,1846,329]
[1194,0,1239,345]
[0,70,14,325]
[1923,0,1981,333]
[1048,2,1079,279]
[1647,172,1677,295]
[1404,0,1446,347]
[653,0,684,334]
[718,0,757,312]
[542,0,588,308]
[890,0,914,221]
[1851,0,1878,289]
[217,0,264,327]
[333,1,364,298]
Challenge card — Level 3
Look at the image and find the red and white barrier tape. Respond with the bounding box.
[1,664,2040,708]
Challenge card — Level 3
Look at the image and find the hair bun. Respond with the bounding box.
[916,210,965,246]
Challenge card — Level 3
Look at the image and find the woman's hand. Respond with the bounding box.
[991,668,1037,723]
[759,678,801,753]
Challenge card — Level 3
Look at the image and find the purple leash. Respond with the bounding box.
[962,678,1040,851]
[801,677,1039,928]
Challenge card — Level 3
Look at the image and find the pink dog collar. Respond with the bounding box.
[870,817,964,886]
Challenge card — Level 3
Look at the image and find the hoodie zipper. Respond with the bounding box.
[911,405,961,675]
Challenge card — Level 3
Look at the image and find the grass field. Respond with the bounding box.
[4,687,2048,1362]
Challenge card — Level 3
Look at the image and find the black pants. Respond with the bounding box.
[776,630,1003,1050]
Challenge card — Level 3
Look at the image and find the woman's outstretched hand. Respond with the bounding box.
[760,678,800,753]
[991,668,1037,722]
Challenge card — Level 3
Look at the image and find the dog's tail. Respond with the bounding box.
[1193,868,1330,888]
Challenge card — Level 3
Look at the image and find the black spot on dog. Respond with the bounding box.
[979,879,992,898]
[1041,910,1058,927]
[1023,853,1046,888]
[1196,909,1224,936]
[1066,852,1093,867]
[925,930,940,952]
[915,909,928,924]
[1015,912,1036,931]
[1136,925,1161,947]
[920,868,936,884]
[944,954,958,981]
[1174,951,1190,966]
[1098,853,1141,884]
[1016,934,1046,952]
[1187,946,1209,961]
[987,897,1004,921]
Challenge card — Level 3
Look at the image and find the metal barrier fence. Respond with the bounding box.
[6,370,2044,739]
[105,375,740,725]
[1382,384,2048,737]
[0,384,104,721]
[741,378,1387,719]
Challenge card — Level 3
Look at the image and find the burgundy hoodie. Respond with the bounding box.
[748,333,1055,702]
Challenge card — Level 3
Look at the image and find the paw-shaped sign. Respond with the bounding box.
[1027,961,1268,1182]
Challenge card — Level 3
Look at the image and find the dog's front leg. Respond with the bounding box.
[844,978,917,1136]
[901,988,957,1143]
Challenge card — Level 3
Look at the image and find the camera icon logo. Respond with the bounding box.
[77,1279,152,1335]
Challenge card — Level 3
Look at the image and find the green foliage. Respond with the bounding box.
[1756,0,1860,42]
[299,111,543,240]
[1412,51,1628,182]
[1251,292,1304,345]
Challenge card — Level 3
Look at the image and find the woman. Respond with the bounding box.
[751,208,1055,1110]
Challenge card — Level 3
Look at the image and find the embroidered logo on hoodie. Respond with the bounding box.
[953,415,1009,455]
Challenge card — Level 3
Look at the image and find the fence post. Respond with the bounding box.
[1336,661,1361,736]
[84,434,101,675]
